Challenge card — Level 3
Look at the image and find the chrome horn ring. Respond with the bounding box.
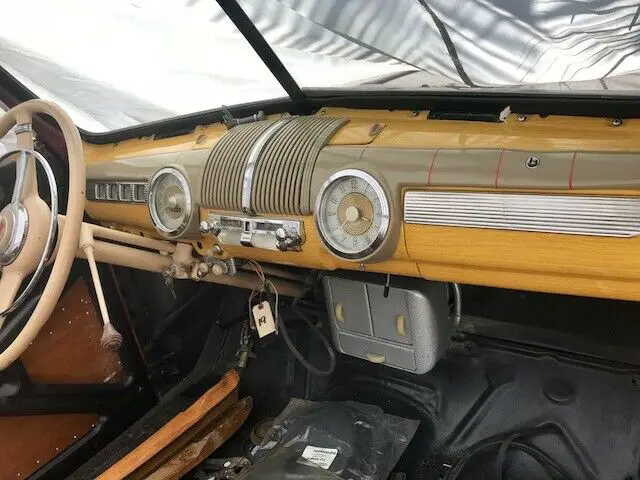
[0,148,58,316]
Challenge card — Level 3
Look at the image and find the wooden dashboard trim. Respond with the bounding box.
[82,108,640,301]
[405,223,640,300]
[85,201,154,230]
[87,199,640,301]
[326,108,640,152]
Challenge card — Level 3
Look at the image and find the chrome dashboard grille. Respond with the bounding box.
[86,180,148,203]
[404,191,640,237]
[201,120,276,212]
[200,116,346,215]
[251,116,347,215]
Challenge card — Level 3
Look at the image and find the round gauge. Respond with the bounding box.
[315,169,390,260]
[148,167,193,237]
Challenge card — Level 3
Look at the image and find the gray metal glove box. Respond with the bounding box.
[323,274,451,374]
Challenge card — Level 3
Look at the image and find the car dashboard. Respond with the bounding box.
[83,108,640,301]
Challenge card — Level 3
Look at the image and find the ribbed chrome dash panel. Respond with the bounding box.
[201,116,346,215]
[404,191,640,237]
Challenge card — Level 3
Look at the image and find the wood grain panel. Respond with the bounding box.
[97,370,240,480]
[144,397,252,480]
[85,202,153,229]
[406,224,640,300]
[329,117,385,145]
[405,224,640,281]
[130,393,240,479]
[21,279,122,384]
[83,124,227,164]
[82,107,640,300]
[323,108,640,152]
[0,414,97,479]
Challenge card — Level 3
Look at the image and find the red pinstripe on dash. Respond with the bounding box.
[495,148,505,188]
[569,151,577,189]
[427,149,439,185]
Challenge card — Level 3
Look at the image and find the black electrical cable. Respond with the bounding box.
[444,438,572,480]
[276,285,336,377]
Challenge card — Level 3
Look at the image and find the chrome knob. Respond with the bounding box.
[199,220,210,234]
[196,262,210,278]
[286,233,301,247]
[210,261,229,276]
[210,219,222,236]
[275,227,288,241]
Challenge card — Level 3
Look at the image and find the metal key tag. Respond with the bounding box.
[252,300,276,338]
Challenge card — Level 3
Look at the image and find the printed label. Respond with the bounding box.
[252,301,276,338]
[298,445,338,470]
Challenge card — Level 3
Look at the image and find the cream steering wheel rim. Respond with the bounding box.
[0,99,85,371]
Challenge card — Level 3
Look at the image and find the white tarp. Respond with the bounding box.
[0,0,639,132]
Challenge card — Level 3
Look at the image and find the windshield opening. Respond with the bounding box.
[0,0,287,132]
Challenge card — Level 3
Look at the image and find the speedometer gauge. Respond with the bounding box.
[148,167,193,238]
[315,169,390,260]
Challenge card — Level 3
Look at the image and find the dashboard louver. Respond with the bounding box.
[86,180,148,203]
[201,120,276,212]
[200,116,346,215]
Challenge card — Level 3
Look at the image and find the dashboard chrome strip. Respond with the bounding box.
[86,180,148,203]
[404,191,640,237]
[241,118,292,215]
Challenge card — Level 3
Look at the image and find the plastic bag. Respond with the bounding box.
[247,398,419,480]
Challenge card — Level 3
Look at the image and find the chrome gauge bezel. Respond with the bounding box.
[315,169,391,260]
[148,166,193,237]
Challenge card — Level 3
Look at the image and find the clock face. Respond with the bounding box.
[316,169,389,260]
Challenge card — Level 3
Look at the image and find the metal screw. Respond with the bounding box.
[525,156,541,169]
[195,134,206,145]
[410,111,420,117]
[516,114,527,122]
[612,118,623,126]
[212,244,223,255]
[319,109,326,115]
[224,461,232,468]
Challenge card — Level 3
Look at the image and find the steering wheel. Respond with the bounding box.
[0,99,85,370]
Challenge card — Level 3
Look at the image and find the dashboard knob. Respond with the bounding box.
[196,262,210,278]
[210,261,228,276]
[286,233,302,247]
[210,219,222,236]
[199,220,211,234]
[275,227,288,241]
